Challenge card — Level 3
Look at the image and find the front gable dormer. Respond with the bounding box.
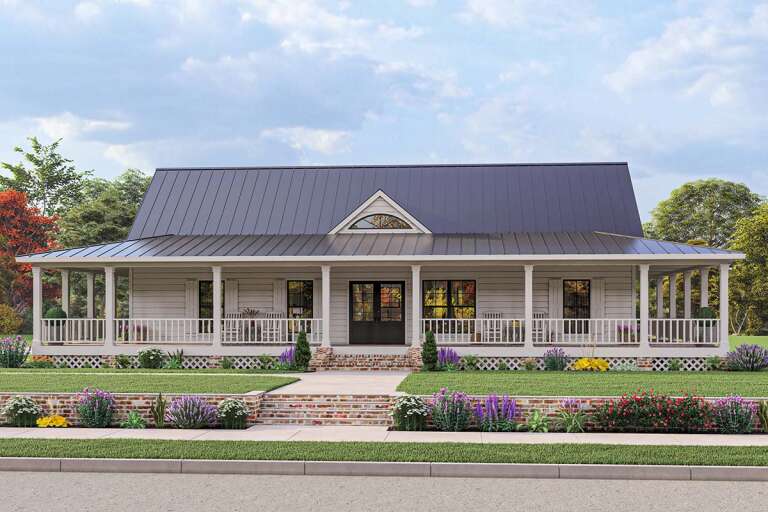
[328,190,430,234]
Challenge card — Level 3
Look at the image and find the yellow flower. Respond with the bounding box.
[36,415,69,428]
[573,357,609,372]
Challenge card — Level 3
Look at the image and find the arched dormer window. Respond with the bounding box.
[349,214,412,230]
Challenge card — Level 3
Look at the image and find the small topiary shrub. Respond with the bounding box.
[0,304,23,334]
[293,331,311,370]
[218,398,250,429]
[151,393,167,428]
[726,344,768,371]
[472,394,519,432]
[77,388,116,428]
[2,396,43,427]
[165,396,217,429]
[0,336,31,368]
[391,395,429,431]
[430,388,471,432]
[713,395,756,434]
[137,347,164,369]
[542,347,567,371]
[421,331,437,371]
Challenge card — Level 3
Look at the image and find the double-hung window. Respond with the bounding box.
[287,280,313,319]
[563,279,590,334]
[422,280,476,319]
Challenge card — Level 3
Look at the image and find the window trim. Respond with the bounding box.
[421,279,477,319]
[348,213,413,230]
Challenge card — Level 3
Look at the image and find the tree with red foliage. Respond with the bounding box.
[0,190,58,311]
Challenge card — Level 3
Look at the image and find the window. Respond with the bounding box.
[351,283,374,321]
[422,280,476,319]
[287,280,313,319]
[563,279,590,334]
[349,214,412,230]
[199,280,225,333]
[379,283,403,322]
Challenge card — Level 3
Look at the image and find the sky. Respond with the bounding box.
[0,0,766,220]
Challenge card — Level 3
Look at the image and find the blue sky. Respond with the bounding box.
[1,0,766,219]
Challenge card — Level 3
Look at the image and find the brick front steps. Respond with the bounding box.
[309,347,422,371]
[255,394,394,426]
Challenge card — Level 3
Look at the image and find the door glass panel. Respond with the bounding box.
[563,279,590,334]
[352,283,374,321]
[380,283,403,322]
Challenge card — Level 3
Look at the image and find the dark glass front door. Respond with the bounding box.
[349,282,405,345]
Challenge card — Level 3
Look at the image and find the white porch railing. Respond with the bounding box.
[41,319,105,345]
[533,319,640,346]
[221,318,322,344]
[115,319,214,344]
[422,318,525,344]
[649,318,720,345]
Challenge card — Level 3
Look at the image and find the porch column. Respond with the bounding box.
[639,264,649,348]
[321,265,331,347]
[700,266,709,309]
[656,276,664,318]
[669,273,678,319]
[32,266,42,345]
[104,267,115,344]
[719,264,729,352]
[86,273,95,318]
[61,270,69,316]
[212,266,222,346]
[524,264,534,347]
[683,271,692,318]
[410,265,421,347]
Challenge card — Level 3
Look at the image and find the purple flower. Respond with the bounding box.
[726,344,768,371]
[560,398,581,412]
[278,346,296,365]
[165,396,217,429]
[437,348,460,367]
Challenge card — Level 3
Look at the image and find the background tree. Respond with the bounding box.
[646,179,762,247]
[0,137,91,216]
[730,204,768,334]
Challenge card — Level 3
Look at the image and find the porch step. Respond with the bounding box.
[255,394,394,426]
[309,347,422,371]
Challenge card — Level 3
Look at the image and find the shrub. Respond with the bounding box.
[391,395,429,431]
[554,398,586,433]
[712,396,756,434]
[164,349,183,369]
[44,306,67,319]
[497,360,508,371]
[293,331,311,370]
[36,415,68,428]
[165,396,217,429]
[706,355,722,371]
[113,354,132,369]
[521,357,537,371]
[218,398,250,429]
[137,347,164,369]
[23,358,55,369]
[525,409,549,432]
[726,344,768,371]
[77,388,116,428]
[473,394,519,432]
[667,358,682,372]
[0,304,22,334]
[759,401,768,433]
[120,411,146,429]
[257,354,275,370]
[542,347,567,371]
[697,306,717,319]
[151,393,167,428]
[460,354,479,371]
[421,331,437,371]
[430,388,471,431]
[612,360,639,372]
[0,336,31,368]
[592,390,711,433]
[573,357,609,372]
[437,347,460,370]
[2,396,43,427]
[220,356,234,370]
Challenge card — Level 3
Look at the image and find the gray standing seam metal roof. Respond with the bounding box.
[127,163,644,238]
[28,233,737,260]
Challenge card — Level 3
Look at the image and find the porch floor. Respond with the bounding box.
[268,371,410,395]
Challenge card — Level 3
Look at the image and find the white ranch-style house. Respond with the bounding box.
[19,163,743,369]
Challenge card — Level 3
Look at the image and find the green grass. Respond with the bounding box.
[0,439,765,466]
[0,370,297,393]
[731,335,768,350]
[398,371,768,397]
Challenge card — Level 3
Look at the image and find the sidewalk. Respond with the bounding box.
[268,371,409,395]
[2,426,768,446]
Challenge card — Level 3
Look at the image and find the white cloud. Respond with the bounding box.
[104,143,153,170]
[34,112,131,140]
[498,60,551,82]
[74,2,101,22]
[260,126,350,154]
[460,0,601,34]
[406,0,435,6]
[374,61,469,99]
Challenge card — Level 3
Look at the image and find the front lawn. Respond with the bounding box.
[0,439,766,466]
[398,371,768,397]
[0,370,297,394]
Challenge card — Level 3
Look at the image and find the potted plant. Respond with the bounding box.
[44,306,67,345]
[696,306,718,343]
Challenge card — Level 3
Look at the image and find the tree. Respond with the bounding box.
[0,137,91,216]
[730,204,768,334]
[0,190,58,311]
[647,179,762,247]
[421,330,437,370]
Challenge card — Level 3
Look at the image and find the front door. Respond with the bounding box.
[349,281,405,344]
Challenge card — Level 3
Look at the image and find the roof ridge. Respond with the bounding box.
[154,162,629,172]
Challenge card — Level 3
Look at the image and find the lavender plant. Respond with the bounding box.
[437,347,460,370]
[726,344,768,372]
[542,347,567,371]
[713,395,756,434]
[430,388,471,431]
[277,346,296,369]
[0,336,30,368]
[77,388,116,427]
[165,396,217,429]
[554,398,586,433]
[472,394,519,432]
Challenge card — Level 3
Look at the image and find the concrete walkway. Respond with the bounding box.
[268,371,410,395]
[2,426,768,446]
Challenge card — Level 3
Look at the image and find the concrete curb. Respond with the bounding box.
[2,458,768,480]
